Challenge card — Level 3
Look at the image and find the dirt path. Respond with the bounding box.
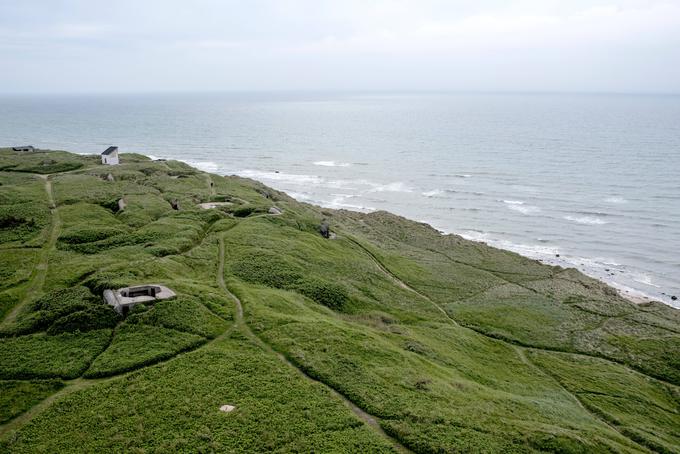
[1,176,61,327]
[217,236,412,453]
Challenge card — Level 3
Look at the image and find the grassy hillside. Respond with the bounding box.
[0,147,678,453]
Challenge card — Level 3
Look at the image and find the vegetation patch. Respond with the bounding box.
[127,296,229,339]
[0,379,64,424]
[0,203,50,244]
[291,278,350,311]
[4,337,393,453]
[84,324,206,377]
[46,305,121,335]
[0,330,112,379]
[58,226,127,245]
[1,286,105,336]
[231,250,303,289]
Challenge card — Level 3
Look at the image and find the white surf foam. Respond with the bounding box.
[368,182,414,193]
[632,274,661,288]
[564,215,608,225]
[314,160,351,167]
[422,189,444,197]
[503,200,540,215]
[237,169,323,185]
[181,159,220,173]
[604,196,628,204]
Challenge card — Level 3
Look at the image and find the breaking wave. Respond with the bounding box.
[502,200,540,215]
[314,160,351,167]
[564,215,608,225]
[422,189,444,197]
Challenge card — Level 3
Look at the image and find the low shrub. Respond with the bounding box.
[292,278,350,311]
[47,304,121,335]
[231,251,303,289]
[4,286,101,335]
[232,205,256,217]
[58,227,127,244]
[61,231,162,254]
[0,379,64,424]
[83,271,136,294]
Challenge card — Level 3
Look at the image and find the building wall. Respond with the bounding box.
[101,152,119,165]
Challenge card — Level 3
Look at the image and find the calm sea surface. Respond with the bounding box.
[1,92,679,307]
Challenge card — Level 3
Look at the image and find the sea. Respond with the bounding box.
[1,92,678,308]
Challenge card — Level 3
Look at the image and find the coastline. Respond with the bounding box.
[182,163,676,309]
[75,150,679,309]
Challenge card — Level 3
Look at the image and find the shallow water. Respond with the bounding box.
[1,92,678,307]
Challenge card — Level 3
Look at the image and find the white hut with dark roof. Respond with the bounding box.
[101,146,119,165]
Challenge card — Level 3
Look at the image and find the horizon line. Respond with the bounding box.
[1,89,679,97]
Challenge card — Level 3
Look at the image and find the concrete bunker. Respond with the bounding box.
[104,284,176,315]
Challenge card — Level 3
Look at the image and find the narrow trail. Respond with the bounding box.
[348,236,661,452]
[2,176,61,327]
[217,237,412,454]
[513,347,650,452]
[345,236,458,326]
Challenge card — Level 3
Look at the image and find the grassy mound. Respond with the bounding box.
[0,379,64,424]
[1,286,119,336]
[0,330,112,379]
[84,324,206,378]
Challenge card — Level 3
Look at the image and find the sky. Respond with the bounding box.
[1,0,679,94]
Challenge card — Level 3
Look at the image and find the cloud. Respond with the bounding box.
[0,0,679,93]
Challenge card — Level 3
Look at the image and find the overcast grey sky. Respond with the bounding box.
[1,0,679,94]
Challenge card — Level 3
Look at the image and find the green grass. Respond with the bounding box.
[0,330,112,379]
[529,351,680,453]
[0,286,119,336]
[0,379,64,424]
[0,149,83,174]
[0,149,678,453]
[3,334,394,453]
[127,296,229,338]
[84,324,207,378]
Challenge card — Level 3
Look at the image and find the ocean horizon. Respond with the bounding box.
[1,91,678,307]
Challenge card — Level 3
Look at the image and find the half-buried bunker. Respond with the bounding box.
[104,284,176,315]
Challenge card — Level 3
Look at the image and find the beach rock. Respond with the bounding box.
[672,295,677,301]
[319,220,330,239]
[555,254,560,257]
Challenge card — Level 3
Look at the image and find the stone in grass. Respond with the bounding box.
[219,404,235,413]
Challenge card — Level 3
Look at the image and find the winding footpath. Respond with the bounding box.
[216,236,412,454]
[1,176,61,329]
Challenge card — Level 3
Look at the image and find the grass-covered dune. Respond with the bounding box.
[0,147,678,453]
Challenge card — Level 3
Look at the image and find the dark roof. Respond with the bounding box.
[102,146,118,156]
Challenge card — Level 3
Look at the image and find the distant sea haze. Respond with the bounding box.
[1,92,678,307]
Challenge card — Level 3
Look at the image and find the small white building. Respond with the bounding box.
[101,146,119,165]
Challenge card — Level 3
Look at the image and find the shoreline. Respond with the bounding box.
[79,150,680,309]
